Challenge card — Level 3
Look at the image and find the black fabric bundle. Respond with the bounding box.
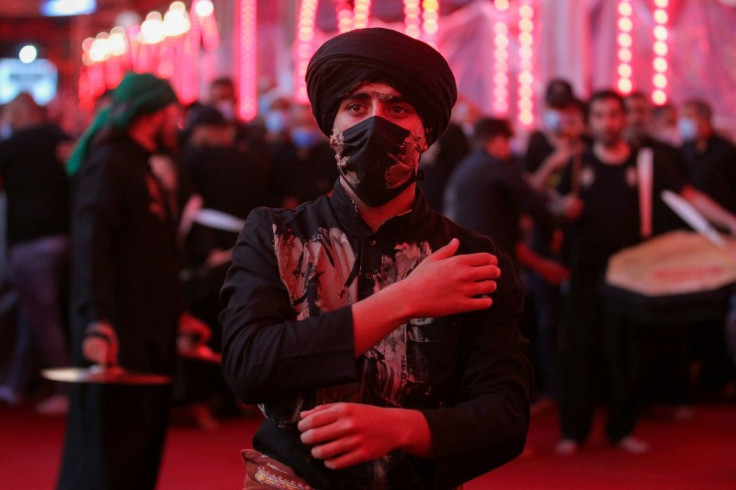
[305,27,457,145]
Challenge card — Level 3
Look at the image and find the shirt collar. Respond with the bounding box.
[329,179,432,238]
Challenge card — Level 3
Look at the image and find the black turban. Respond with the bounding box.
[306,27,457,145]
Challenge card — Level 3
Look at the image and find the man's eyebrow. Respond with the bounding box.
[341,91,408,104]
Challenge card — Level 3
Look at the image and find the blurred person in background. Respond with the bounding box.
[0,92,71,414]
[0,93,70,414]
[176,104,269,426]
[267,102,337,208]
[58,73,209,490]
[679,97,736,399]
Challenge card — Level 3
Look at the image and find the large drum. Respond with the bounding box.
[603,230,736,325]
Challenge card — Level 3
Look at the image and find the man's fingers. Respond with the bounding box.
[451,252,498,267]
[467,280,498,297]
[310,436,360,460]
[298,405,343,434]
[464,264,502,282]
[427,238,460,262]
[324,450,364,470]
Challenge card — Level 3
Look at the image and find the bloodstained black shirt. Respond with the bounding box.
[220,182,532,489]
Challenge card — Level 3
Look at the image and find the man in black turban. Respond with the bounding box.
[221,28,531,489]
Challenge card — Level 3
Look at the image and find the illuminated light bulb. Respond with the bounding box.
[140,11,164,44]
[354,0,372,29]
[617,78,633,93]
[89,33,111,63]
[617,33,632,48]
[618,18,633,32]
[109,26,127,56]
[653,73,667,88]
[654,9,668,24]
[163,2,191,37]
[652,90,667,105]
[618,64,632,78]
[19,45,38,63]
[653,58,667,72]
[618,48,632,62]
[654,0,668,8]
[654,25,668,40]
[195,0,214,18]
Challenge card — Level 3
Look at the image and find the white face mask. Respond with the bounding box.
[544,110,562,133]
[678,117,697,141]
[215,101,236,121]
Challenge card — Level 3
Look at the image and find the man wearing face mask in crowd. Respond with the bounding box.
[524,79,589,191]
[220,28,532,489]
[267,103,338,209]
[208,77,269,174]
[679,98,736,215]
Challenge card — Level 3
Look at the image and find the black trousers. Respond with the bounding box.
[57,382,172,490]
[557,266,643,443]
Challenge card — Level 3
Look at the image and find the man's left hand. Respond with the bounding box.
[298,403,415,469]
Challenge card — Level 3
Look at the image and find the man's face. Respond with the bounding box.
[680,103,710,140]
[210,84,235,105]
[589,97,626,147]
[155,104,183,154]
[487,135,511,161]
[333,82,428,152]
[624,96,650,136]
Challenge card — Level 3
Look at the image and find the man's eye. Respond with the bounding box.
[391,105,408,115]
[347,103,364,112]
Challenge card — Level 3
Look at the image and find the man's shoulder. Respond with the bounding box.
[435,211,506,255]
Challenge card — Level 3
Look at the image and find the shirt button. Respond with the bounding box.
[368,239,377,246]
[365,273,374,280]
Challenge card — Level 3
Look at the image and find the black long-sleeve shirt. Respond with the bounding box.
[220,181,531,489]
[443,149,554,256]
[0,124,71,246]
[71,137,183,372]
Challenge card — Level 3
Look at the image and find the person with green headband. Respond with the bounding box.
[57,72,210,490]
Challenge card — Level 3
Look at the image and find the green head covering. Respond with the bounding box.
[66,72,178,176]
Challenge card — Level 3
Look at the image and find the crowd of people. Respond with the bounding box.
[0,26,735,489]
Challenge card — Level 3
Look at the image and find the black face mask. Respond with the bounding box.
[332,116,419,206]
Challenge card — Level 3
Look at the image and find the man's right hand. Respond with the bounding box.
[82,321,119,367]
[351,238,501,357]
[398,238,500,319]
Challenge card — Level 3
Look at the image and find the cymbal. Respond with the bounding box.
[41,366,172,385]
[178,345,222,364]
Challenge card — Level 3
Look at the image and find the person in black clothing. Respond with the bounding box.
[444,117,557,261]
[417,121,470,213]
[267,103,337,208]
[0,93,71,413]
[555,90,736,456]
[679,98,736,215]
[176,104,268,426]
[624,91,689,234]
[57,73,209,490]
[679,98,736,397]
[220,28,532,489]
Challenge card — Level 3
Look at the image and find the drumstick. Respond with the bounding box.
[661,190,727,250]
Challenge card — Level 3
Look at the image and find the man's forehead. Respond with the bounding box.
[345,82,403,100]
